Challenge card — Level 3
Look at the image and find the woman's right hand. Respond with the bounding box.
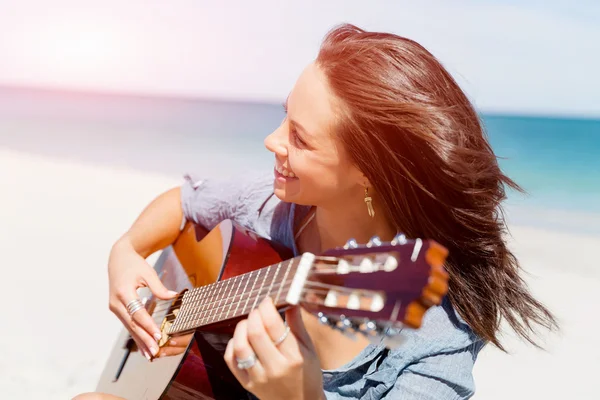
[107,238,178,360]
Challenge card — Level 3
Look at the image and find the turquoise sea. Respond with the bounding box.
[1,87,599,232]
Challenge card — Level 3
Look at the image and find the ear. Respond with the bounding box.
[347,165,370,188]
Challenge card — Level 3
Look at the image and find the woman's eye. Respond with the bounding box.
[291,129,306,147]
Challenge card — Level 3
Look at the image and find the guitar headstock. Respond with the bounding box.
[299,234,449,348]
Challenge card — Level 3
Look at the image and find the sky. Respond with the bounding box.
[0,0,599,117]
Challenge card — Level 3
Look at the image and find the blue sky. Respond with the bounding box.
[0,0,598,116]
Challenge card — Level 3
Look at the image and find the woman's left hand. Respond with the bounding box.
[224,297,325,400]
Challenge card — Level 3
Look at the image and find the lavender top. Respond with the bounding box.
[180,171,484,399]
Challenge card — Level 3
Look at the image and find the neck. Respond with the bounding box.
[311,191,396,253]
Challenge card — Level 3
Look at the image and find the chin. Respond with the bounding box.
[273,186,306,205]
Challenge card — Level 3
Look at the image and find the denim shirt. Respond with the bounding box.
[180,171,484,399]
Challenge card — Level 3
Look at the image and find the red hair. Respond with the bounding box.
[316,24,556,350]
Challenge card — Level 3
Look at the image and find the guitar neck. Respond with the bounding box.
[168,255,312,334]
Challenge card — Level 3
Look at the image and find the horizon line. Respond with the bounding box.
[1,82,599,122]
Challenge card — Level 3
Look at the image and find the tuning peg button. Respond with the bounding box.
[343,238,358,249]
[339,315,352,331]
[392,233,408,245]
[317,312,329,325]
[367,236,382,247]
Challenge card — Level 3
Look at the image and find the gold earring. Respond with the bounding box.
[364,187,375,218]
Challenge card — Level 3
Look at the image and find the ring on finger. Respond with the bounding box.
[126,298,144,316]
[236,353,257,370]
[273,322,290,346]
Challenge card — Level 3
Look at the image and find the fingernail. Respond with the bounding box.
[169,339,177,345]
[167,290,178,296]
[150,346,158,356]
[154,332,162,342]
[142,350,151,361]
[262,296,272,305]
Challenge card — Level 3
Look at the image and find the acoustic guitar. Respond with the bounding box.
[95,219,449,399]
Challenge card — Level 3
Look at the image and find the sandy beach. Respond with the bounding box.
[1,147,598,399]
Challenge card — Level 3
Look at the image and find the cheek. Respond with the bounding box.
[294,155,348,190]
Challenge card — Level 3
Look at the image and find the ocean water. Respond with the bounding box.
[1,86,599,232]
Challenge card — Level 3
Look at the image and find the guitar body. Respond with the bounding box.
[96,220,292,399]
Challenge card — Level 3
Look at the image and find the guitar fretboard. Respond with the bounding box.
[168,258,298,334]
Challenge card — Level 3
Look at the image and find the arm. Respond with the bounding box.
[112,186,184,259]
[107,186,187,359]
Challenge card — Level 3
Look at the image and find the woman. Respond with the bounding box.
[75,24,556,399]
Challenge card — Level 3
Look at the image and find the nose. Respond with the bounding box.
[264,120,288,157]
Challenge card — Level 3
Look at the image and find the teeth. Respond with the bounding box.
[276,165,296,178]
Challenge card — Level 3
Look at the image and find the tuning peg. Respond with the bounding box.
[358,257,375,273]
[391,233,408,245]
[335,315,357,339]
[358,320,378,336]
[383,256,398,272]
[339,315,353,331]
[317,312,329,325]
[366,236,382,247]
[317,312,339,329]
[343,238,359,249]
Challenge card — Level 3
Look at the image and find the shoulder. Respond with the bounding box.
[323,298,484,399]
[180,169,298,247]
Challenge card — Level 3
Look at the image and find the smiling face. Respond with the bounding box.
[264,62,364,207]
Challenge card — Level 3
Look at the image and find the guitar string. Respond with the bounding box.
[156,279,297,321]
[160,281,296,328]
[146,264,393,321]
[153,279,382,330]
[152,280,338,326]
[148,266,291,315]
[152,286,362,328]
[147,261,392,315]
[147,275,372,317]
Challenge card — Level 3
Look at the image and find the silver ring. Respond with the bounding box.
[273,324,290,346]
[235,353,257,370]
[126,298,144,316]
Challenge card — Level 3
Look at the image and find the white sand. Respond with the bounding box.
[1,147,598,399]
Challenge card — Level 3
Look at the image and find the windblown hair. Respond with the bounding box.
[316,24,556,350]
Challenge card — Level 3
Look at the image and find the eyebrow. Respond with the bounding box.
[283,96,312,138]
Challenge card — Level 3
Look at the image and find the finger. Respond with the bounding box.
[115,312,151,360]
[142,270,178,300]
[133,337,152,361]
[285,306,314,350]
[224,338,250,387]
[130,301,163,343]
[251,298,288,369]
[115,301,160,357]
[232,319,266,383]
[118,291,162,344]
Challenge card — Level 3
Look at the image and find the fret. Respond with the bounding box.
[220,276,236,323]
[250,267,269,312]
[187,286,206,329]
[202,282,216,326]
[265,262,282,302]
[234,272,252,320]
[226,274,244,320]
[200,282,217,326]
[275,259,294,305]
[185,286,203,330]
[208,276,231,326]
[198,284,212,327]
[177,288,196,331]
[242,269,262,315]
